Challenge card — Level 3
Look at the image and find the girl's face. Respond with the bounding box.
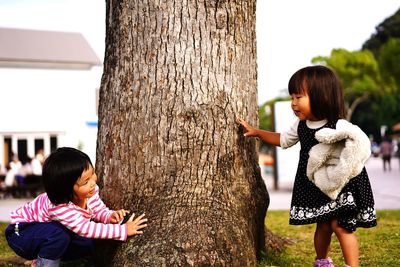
[73,165,97,203]
[291,92,317,121]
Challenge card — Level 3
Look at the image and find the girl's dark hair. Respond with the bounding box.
[42,147,93,205]
[288,65,346,122]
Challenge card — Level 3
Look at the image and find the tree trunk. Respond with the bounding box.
[95,0,269,266]
[346,94,369,121]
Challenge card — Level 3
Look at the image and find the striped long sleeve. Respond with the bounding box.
[48,204,127,241]
[87,187,114,223]
[10,191,127,241]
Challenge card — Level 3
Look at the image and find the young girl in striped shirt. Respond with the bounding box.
[5,147,148,266]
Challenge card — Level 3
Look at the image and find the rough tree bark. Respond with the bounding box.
[95,0,269,266]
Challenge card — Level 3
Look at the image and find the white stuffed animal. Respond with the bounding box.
[307,120,371,200]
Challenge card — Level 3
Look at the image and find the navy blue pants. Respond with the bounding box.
[5,221,94,261]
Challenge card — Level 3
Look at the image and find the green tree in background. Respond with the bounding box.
[312,48,383,121]
[374,38,400,132]
[258,8,400,141]
[360,7,400,137]
[259,97,289,131]
[258,96,290,151]
[310,8,400,139]
[362,8,400,57]
[379,38,400,89]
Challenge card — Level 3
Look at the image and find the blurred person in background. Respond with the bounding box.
[380,136,394,171]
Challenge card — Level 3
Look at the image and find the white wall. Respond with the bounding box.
[0,66,101,162]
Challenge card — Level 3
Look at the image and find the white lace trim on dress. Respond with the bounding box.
[290,192,376,223]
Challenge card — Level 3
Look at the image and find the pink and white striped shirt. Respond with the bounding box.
[10,186,127,241]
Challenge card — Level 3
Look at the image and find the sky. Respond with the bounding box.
[0,0,400,105]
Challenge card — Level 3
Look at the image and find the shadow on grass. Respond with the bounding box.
[258,228,294,267]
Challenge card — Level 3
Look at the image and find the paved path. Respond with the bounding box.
[0,157,399,222]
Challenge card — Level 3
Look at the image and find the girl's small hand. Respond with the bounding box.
[125,213,148,236]
[110,209,129,224]
[236,118,258,137]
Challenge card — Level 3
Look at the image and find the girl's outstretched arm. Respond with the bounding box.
[236,118,281,146]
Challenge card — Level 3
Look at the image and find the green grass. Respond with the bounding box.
[0,223,26,266]
[1,210,399,266]
[260,210,400,267]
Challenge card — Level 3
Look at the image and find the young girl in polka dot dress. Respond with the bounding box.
[237,65,376,267]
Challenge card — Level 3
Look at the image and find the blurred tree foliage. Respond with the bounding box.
[374,38,400,138]
[258,8,399,142]
[259,96,290,131]
[352,8,399,140]
[259,102,272,131]
[362,8,400,57]
[379,38,400,89]
[310,8,400,141]
[258,97,289,150]
[311,49,382,121]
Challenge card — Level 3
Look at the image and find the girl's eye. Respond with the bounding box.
[294,95,304,100]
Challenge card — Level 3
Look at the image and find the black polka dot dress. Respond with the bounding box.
[289,120,377,232]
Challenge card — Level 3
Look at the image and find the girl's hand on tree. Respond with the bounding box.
[236,118,258,137]
[126,213,148,236]
[110,209,129,224]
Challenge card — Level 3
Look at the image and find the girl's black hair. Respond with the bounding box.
[42,147,93,205]
[288,65,346,122]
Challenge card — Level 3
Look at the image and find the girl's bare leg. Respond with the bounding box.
[314,221,333,259]
[331,219,359,267]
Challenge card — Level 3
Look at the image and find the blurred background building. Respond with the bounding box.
[0,27,101,166]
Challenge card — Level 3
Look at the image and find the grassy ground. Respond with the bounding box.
[260,210,400,267]
[1,210,399,266]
